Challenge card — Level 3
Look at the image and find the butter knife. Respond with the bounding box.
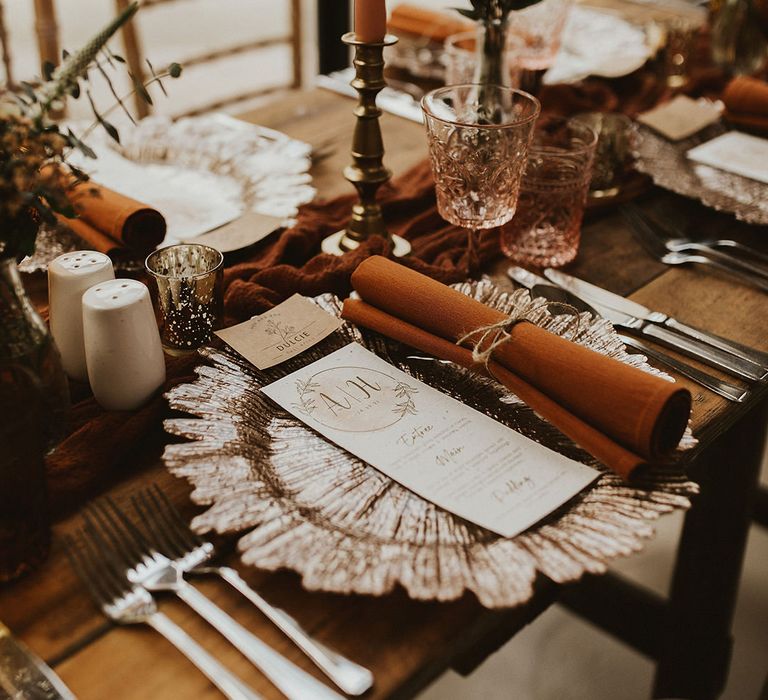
[0,622,77,699]
[544,269,768,381]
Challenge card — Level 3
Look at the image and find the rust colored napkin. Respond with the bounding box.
[343,256,691,478]
[722,76,768,134]
[388,4,473,43]
[58,180,166,257]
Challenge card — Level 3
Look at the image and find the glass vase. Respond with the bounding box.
[0,257,69,582]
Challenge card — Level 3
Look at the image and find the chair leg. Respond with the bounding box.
[653,401,768,700]
[114,0,149,118]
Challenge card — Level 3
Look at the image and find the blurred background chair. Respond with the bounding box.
[113,0,302,117]
[24,0,305,120]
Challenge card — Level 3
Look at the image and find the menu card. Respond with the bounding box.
[687,131,768,184]
[262,343,598,538]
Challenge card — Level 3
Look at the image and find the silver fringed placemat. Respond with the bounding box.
[19,114,315,274]
[635,123,768,225]
[163,282,697,608]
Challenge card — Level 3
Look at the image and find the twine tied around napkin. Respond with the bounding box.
[458,302,581,366]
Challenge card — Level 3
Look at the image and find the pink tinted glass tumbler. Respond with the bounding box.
[421,84,540,276]
[501,118,597,268]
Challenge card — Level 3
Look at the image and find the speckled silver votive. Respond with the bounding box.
[145,244,223,355]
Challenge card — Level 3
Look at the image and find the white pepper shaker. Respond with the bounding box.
[82,279,166,411]
[48,251,115,382]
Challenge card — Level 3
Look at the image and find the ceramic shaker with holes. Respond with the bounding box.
[81,279,166,410]
[48,251,115,382]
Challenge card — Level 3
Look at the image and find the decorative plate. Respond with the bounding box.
[163,282,697,608]
[634,123,768,225]
[19,114,315,273]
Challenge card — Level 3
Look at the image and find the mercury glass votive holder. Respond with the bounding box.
[145,244,224,355]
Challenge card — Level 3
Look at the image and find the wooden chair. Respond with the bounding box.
[114,0,303,118]
[30,1,302,117]
[0,2,13,85]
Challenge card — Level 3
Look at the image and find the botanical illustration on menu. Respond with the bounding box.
[262,343,598,538]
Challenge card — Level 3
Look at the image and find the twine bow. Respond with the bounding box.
[457,300,582,367]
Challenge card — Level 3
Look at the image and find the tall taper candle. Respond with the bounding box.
[354,0,387,42]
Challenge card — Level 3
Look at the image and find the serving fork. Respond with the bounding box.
[85,498,345,700]
[65,532,263,700]
[129,486,374,696]
[621,204,768,292]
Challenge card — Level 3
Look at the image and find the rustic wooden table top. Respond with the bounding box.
[1,89,766,700]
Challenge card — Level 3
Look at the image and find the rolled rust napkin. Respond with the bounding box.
[343,256,691,478]
[388,3,473,43]
[57,181,166,257]
[722,76,768,134]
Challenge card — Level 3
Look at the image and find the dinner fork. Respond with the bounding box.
[621,204,768,292]
[665,238,768,273]
[129,486,374,696]
[85,499,344,700]
[65,533,263,700]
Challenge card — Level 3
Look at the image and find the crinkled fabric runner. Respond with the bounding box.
[222,160,500,321]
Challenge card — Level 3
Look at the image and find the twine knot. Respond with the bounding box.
[457,300,582,367]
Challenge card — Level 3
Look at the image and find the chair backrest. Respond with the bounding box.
[0,2,13,85]
[115,0,303,118]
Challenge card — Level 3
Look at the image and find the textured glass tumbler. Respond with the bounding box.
[421,84,540,276]
[501,118,597,268]
[507,0,574,71]
[443,30,523,88]
[145,244,224,355]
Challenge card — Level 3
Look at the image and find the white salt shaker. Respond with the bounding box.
[82,279,166,411]
[48,251,114,382]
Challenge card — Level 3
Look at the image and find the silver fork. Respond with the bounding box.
[660,251,768,292]
[689,238,768,267]
[622,204,768,292]
[665,238,768,273]
[130,486,374,697]
[65,532,263,700]
[662,239,768,280]
[86,499,344,700]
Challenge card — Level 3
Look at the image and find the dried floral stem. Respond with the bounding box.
[35,2,139,119]
[74,71,175,144]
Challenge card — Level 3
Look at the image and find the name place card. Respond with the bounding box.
[184,210,284,253]
[216,294,343,369]
[637,95,722,141]
[262,343,598,538]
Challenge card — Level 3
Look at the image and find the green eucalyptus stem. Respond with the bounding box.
[74,71,176,145]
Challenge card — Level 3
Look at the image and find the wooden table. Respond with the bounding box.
[1,89,766,700]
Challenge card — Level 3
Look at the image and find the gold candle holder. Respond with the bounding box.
[321,32,411,257]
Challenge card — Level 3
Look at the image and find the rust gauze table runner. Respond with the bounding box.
[222,160,497,321]
[343,256,691,479]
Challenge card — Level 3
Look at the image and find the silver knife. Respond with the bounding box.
[544,269,768,381]
[507,268,749,402]
[0,622,77,699]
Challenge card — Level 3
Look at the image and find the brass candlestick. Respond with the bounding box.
[321,32,411,257]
